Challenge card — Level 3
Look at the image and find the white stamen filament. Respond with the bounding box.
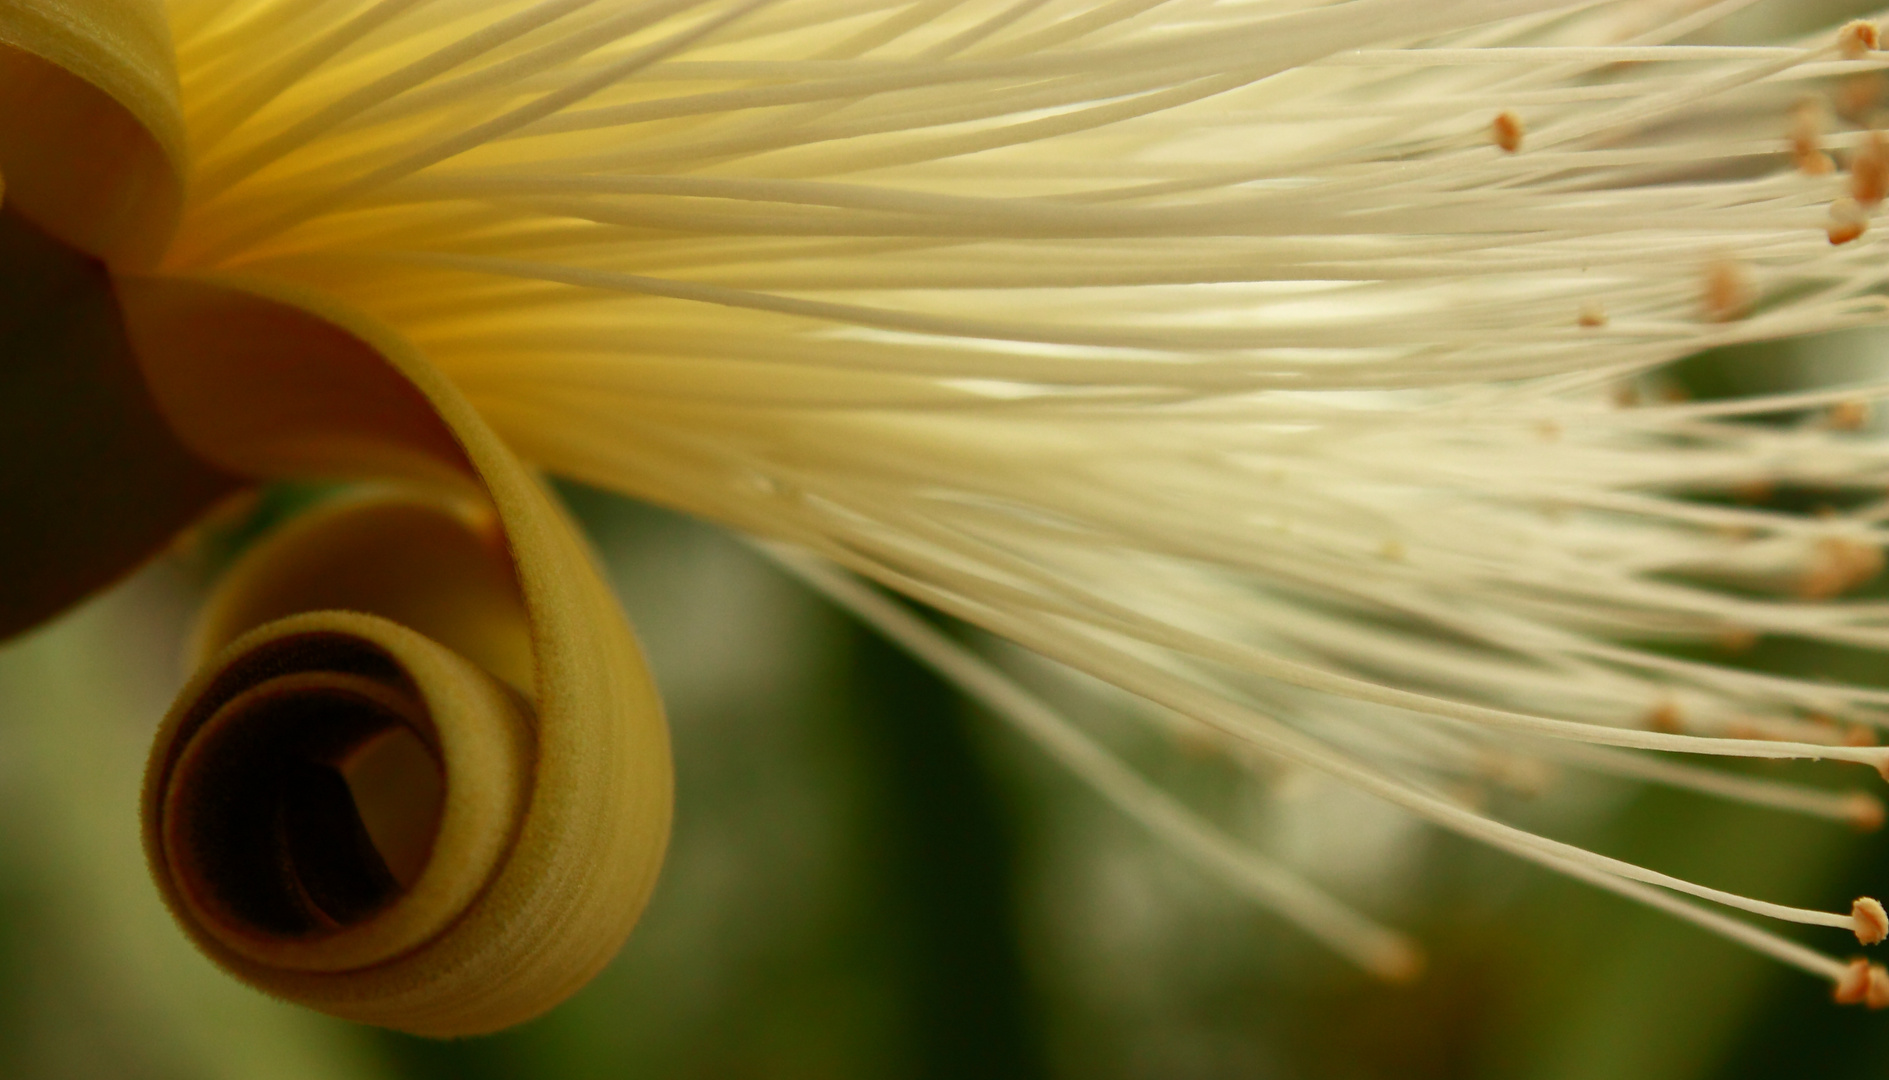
[770,547,1427,981]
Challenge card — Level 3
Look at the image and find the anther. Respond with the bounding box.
[1578,303,1607,328]
[1841,21,1880,61]
[1846,792,1886,831]
[1854,897,1887,945]
[1830,399,1872,430]
[1798,536,1884,600]
[1866,964,1889,1008]
[1645,701,1684,734]
[1492,111,1524,153]
[1829,197,1869,245]
[1841,72,1887,123]
[1836,957,1871,1003]
[1703,261,1754,321]
[1376,943,1426,985]
[1852,132,1889,208]
[1792,98,1834,175]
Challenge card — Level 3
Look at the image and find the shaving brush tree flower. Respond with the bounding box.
[10,0,1889,1036]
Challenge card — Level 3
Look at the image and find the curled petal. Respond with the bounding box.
[117,274,671,1035]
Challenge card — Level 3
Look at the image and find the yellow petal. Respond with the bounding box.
[119,273,673,1036]
[0,0,184,265]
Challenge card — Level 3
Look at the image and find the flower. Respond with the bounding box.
[11,0,1889,1036]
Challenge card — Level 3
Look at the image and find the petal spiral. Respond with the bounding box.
[119,275,673,1035]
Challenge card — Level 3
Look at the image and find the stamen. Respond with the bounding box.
[1492,110,1524,153]
[1839,21,1880,61]
[1845,793,1884,831]
[765,536,1889,945]
[1791,97,1834,176]
[1852,897,1887,945]
[1828,196,1868,245]
[1829,399,1872,430]
[1703,261,1753,322]
[1646,700,1684,733]
[1836,72,1885,124]
[1851,131,1889,208]
[1797,536,1884,600]
[148,0,1889,1008]
[1868,964,1889,1008]
[1542,740,1885,827]
[1835,957,1870,1003]
[771,548,1427,982]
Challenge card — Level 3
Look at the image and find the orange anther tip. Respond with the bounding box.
[1492,111,1523,153]
[1837,957,1871,1004]
[1831,400,1872,431]
[1865,964,1889,1008]
[1842,21,1881,60]
[1846,793,1886,832]
[1645,701,1684,734]
[1854,898,1887,945]
[1851,133,1889,208]
[1703,261,1754,322]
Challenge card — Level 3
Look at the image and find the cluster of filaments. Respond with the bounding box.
[162,0,1889,993]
